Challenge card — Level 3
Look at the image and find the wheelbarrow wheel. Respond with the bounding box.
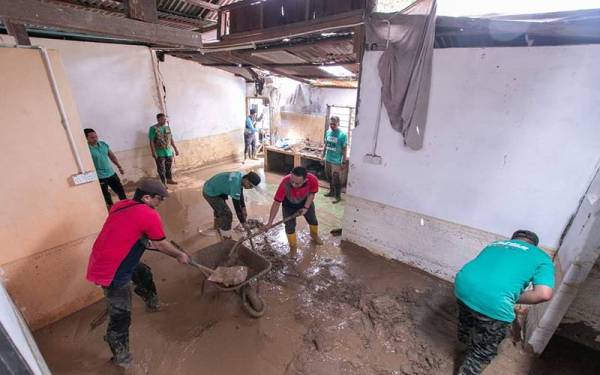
[241,284,265,318]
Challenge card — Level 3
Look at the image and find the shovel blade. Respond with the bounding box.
[208,265,249,286]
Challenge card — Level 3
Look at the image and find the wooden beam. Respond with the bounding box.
[0,0,203,48]
[215,9,364,47]
[181,0,220,11]
[229,51,312,83]
[2,17,30,45]
[125,0,158,23]
[220,0,265,12]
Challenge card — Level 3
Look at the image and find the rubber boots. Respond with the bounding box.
[105,334,132,368]
[286,232,298,257]
[310,225,323,245]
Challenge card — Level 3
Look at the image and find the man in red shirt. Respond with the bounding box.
[266,167,323,256]
[86,178,190,367]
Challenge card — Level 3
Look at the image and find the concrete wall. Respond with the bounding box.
[344,45,600,281]
[0,47,106,329]
[26,37,246,182]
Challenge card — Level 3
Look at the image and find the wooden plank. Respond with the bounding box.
[125,0,158,23]
[215,9,364,47]
[0,0,203,48]
[181,0,221,11]
[353,24,365,62]
[228,51,312,83]
[2,17,30,45]
[220,0,264,12]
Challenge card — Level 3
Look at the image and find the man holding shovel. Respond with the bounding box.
[266,167,323,257]
[86,178,190,368]
[203,171,262,239]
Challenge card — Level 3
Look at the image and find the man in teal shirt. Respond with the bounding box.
[202,171,261,239]
[244,109,258,162]
[322,116,347,203]
[85,128,126,207]
[454,230,554,375]
[149,113,179,185]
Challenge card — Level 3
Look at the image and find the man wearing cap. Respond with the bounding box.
[322,116,347,203]
[86,178,190,367]
[266,167,323,257]
[203,171,261,239]
[84,128,127,208]
[454,230,555,375]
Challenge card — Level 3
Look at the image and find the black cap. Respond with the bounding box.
[244,171,261,186]
[511,230,539,246]
[137,178,169,198]
[250,108,257,115]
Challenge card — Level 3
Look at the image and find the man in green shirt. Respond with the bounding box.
[149,113,179,185]
[454,230,554,375]
[322,116,347,203]
[85,128,126,207]
[202,171,261,239]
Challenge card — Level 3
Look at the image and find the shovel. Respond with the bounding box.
[226,212,302,263]
[151,241,250,287]
[187,259,248,287]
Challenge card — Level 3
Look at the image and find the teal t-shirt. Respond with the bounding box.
[148,125,174,158]
[203,172,243,200]
[324,129,347,165]
[88,141,115,179]
[455,240,555,322]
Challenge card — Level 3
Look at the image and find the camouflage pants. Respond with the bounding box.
[457,300,510,375]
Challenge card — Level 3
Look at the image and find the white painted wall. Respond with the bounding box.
[28,38,160,151]
[160,54,246,140]
[345,45,600,279]
[21,37,246,153]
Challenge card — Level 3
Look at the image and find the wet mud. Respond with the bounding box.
[33,165,600,374]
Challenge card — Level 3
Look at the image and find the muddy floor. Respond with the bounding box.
[34,161,600,374]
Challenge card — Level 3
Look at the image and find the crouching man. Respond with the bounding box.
[454,230,554,375]
[203,171,262,239]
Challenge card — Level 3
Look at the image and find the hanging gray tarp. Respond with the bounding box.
[367,0,437,150]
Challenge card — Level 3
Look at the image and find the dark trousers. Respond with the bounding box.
[99,173,126,207]
[457,300,510,375]
[244,133,256,158]
[282,204,318,234]
[103,263,157,357]
[324,161,342,199]
[203,192,233,231]
[155,156,173,184]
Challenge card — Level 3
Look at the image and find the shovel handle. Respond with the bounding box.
[227,212,302,259]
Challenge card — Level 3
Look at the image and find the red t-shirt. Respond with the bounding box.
[274,173,319,207]
[86,200,166,287]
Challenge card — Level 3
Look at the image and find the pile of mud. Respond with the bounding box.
[254,238,452,374]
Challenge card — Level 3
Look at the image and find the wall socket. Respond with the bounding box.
[71,171,98,185]
[364,154,383,165]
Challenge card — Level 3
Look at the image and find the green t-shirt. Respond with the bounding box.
[88,141,115,179]
[455,240,555,322]
[324,129,347,165]
[148,124,174,158]
[203,172,243,200]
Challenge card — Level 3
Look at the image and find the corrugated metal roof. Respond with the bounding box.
[51,0,242,29]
